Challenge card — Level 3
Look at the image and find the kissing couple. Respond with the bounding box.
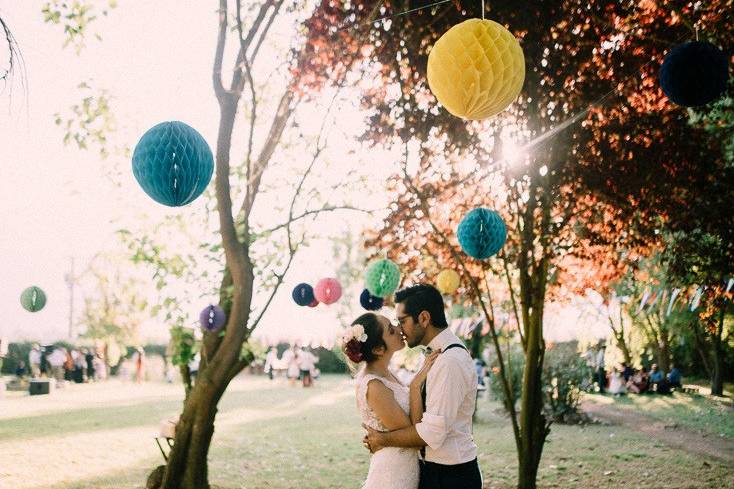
[341,284,482,489]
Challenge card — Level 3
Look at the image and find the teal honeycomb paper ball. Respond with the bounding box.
[20,286,46,312]
[132,121,214,207]
[365,259,401,298]
[457,208,506,259]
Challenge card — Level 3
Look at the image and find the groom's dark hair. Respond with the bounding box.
[394,284,448,328]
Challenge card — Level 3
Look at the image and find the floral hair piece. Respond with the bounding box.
[342,324,368,363]
[342,324,368,343]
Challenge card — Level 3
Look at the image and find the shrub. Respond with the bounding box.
[486,340,592,422]
[543,341,593,422]
[486,344,524,412]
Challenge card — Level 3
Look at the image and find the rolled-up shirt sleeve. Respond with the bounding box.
[415,357,467,449]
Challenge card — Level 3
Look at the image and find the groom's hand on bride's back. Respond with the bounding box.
[362,424,384,453]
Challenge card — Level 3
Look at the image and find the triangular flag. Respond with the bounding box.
[647,288,661,311]
[638,288,651,312]
[690,287,703,311]
[667,288,681,317]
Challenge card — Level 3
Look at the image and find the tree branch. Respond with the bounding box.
[242,90,296,219]
[229,0,275,92]
[259,205,372,235]
[213,0,228,98]
[248,0,283,65]
[502,253,526,349]
[246,93,338,332]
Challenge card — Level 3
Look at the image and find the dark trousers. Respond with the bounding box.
[419,458,482,489]
[596,368,606,393]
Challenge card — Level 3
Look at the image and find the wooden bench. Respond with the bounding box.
[680,384,701,395]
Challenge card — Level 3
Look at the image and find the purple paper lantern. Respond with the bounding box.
[199,304,226,332]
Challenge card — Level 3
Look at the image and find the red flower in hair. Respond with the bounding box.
[344,338,364,363]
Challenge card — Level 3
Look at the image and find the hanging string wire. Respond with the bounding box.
[336,0,454,32]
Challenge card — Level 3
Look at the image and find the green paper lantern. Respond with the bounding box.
[21,286,46,312]
[365,259,401,298]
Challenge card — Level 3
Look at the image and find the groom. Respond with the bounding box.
[363,284,482,488]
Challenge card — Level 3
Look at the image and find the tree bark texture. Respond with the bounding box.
[710,309,725,396]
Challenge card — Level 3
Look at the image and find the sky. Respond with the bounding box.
[0,1,397,346]
[0,1,610,346]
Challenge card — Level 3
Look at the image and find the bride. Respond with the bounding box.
[342,312,439,489]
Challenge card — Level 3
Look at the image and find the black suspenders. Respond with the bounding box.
[420,343,468,458]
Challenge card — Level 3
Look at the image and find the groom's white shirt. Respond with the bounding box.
[415,328,478,465]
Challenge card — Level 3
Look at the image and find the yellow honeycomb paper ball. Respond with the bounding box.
[427,18,525,120]
[436,269,461,295]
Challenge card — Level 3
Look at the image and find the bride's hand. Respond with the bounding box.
[411,351,440,389]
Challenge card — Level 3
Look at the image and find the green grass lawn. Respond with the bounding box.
[584,391,734,439]
[1,375,732,488]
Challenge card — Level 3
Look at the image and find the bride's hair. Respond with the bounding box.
[343,313,387,364]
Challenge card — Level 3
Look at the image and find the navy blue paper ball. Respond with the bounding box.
[292,283,315,306]
[457,208,507,259]
[359,288,384,311]
[199,304,226,332]
[659,41,729,107]
[132,121,214,207]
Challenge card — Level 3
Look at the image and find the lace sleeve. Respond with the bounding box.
[356,374,387,431]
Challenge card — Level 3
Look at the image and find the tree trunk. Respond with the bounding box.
[156,380,220,489]
[710,310,725,397]
[155,355,249,489]
[517,293,549,489]
[610,324,632,365]
[611,309,632,364]
[690,319,712,377]
[658,328,671,374]
[180,364,192,399]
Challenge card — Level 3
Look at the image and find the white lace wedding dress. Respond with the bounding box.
[356,372,420,489]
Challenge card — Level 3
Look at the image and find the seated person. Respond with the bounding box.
[474,357,487,386]
[15,360,28,378]
[667,365,682,389]
[621,362,635,382]
[649,364,671,394]
[627,366,649,394]
[649,364,663,384]
[608,368,627,396]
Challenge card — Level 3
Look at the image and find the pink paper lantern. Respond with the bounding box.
[314,278,342,305]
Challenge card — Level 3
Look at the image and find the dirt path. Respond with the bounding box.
[581,399,734,465]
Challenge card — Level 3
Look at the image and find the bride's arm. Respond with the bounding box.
[366,380,411,431]
[408,351,440,425]
[408,383,423,426]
